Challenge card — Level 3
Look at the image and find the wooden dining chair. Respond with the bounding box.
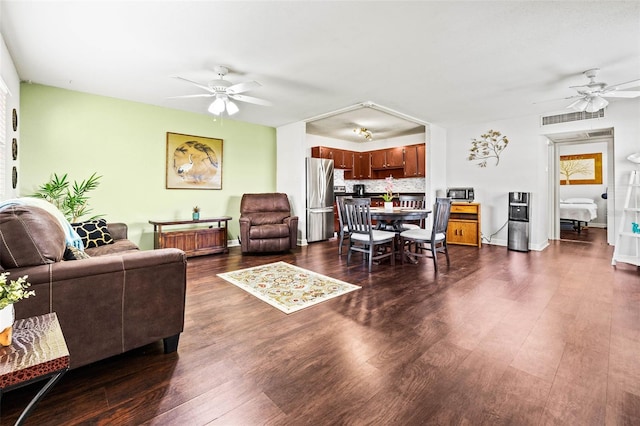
[343,198,396,271]
[336,195,351,255]
[399,198,452,272]
[399,195,426,230]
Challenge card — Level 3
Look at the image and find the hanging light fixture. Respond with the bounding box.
[567,95,608,113]
[353,127,373,141]
[208,95,239,116]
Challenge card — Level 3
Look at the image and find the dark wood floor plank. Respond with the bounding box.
[2,228,639,425]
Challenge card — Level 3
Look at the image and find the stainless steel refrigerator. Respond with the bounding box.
[306,157,335,242]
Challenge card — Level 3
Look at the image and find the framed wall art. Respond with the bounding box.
[166,132,223,190]
[560,152,603,185]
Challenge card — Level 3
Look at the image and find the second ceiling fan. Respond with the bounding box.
[172,66,272,116]
[566,68,640,112]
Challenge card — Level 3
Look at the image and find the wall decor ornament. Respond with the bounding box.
[12,108,17,131]
[560,152,603,185]
[166,132,223,190]
[11,167,17,189]
[11,138,17,160]
[467,129,509,167]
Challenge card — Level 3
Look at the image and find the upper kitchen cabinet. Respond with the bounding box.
[371,147,404,170]
[333,149,354,169]
[403,143,426,177]
[347,152,371,179]
[311,146,353,170]
[311,146,332,160]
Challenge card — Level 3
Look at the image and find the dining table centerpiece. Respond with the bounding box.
[382,176,397,211]
[0,272,35,346]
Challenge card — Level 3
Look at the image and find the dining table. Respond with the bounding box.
[369,207,432,232]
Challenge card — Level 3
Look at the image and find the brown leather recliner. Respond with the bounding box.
[239,193,298,253]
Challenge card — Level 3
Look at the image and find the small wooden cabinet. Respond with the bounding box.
[149,217,231,257]
[447,203,481,247]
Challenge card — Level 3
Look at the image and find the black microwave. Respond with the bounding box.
[447,187,475,202]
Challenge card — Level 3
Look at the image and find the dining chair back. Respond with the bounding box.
[343,198,396,271]
[399,195,426,229]
[336,196,352,255]
[399,197,452,272]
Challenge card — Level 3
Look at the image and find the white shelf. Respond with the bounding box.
[612,170,640,267]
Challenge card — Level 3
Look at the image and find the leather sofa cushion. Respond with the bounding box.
[0,205,66,269]
[248,223,290,239]
[246,212,291,225]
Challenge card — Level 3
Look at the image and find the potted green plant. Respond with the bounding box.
[32,172,102,222]
[0,273,34,346]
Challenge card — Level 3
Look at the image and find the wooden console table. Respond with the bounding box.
[0,313,69,425]
[149,217,231,257]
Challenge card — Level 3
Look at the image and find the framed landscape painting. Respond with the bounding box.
[559,152,602,185]
[166,132,223,190]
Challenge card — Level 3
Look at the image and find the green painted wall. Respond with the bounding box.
[20,83,276,249]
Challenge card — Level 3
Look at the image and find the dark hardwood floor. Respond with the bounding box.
[3,233,640,425]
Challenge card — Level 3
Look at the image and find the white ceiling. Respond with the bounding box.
[1,1,639,140]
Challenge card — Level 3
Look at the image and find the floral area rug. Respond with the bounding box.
[217,261,361,314]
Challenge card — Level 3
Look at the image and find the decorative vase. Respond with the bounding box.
[384,201,393,211]
[192,212,200,220]
[0,304,14,347]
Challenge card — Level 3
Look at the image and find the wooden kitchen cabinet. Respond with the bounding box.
[347,152,371,179]
[404,144,426,177]
[446,203,481,247]
[311,146,353,169]
[371,147,404,170]
[311,146,332,159]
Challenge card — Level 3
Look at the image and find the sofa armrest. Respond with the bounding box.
[239,216,251,252]
[284,216,299,248]
[107,222,128,240]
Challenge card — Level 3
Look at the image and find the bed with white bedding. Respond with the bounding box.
[560,198,598,233]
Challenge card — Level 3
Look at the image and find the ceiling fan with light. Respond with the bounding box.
[565,68,640,112]
[170,66,272,116]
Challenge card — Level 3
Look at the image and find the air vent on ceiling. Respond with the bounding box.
[541,109,605,126]
[587,129,613,138]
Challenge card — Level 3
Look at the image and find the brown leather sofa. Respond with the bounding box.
[239,193,298,253]
[0,205,187,369]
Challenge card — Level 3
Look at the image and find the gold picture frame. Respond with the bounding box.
[560,152,602,185]
[166,132,223,190]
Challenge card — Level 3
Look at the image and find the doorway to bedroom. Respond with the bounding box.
[546,128,614,245]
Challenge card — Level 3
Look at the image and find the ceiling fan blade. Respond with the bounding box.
[227,80,261,95]
[229,94,273,106]
[607,78,640,91]
[172,76,213,93]
[533,94,580,104]
[167,94,215,99]
[600,91,640,98]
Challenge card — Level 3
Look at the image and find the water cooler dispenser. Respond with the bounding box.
[508,192,530,252]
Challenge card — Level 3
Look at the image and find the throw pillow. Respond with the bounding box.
[63,244,91,260]
[71,219,114,249]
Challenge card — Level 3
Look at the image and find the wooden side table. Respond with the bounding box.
[0,313,69,425]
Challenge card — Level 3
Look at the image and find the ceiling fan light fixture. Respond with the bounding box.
[567,98,589,111]
[208,97,226,115]
[586,96,608,112]
[226,100,239,115]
